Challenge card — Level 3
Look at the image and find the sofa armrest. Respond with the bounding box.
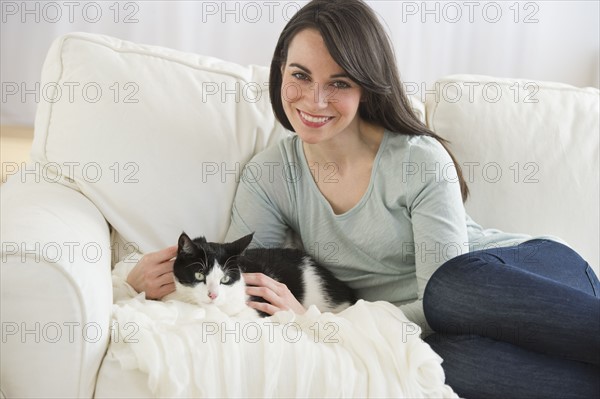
[1,172,112,398]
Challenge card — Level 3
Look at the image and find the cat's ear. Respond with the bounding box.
[223,233,254,256]
[178,232,201,255]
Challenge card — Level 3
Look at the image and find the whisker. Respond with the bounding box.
[185,261,206,269]
[223,254,241,271]
[202,247,208,270]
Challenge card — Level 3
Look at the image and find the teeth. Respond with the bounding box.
[300,111,331,124]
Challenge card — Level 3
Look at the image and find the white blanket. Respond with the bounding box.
[107,295,458,398]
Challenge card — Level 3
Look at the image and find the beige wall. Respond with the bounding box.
[1,125,34,184]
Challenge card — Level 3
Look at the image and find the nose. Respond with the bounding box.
[208,292,218,300]
[310,82,329,109]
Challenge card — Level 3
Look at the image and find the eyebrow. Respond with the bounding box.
[288,63,349,79]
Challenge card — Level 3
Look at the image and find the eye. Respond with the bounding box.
[292,72,310,81]
[220,275,231,284]
[194,272,205,281]
[331,81,351,89]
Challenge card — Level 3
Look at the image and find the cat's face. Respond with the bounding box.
[172,233,253,308]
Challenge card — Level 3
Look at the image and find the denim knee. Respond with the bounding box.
[423,250,501,332]
[424,253,473,331]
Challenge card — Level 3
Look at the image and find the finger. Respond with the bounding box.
[243,273,280,292]
[144,260,173,280]
[158,282,176,298]
[155,260,175,276]
[247,300,280,316]
[246,286,287,309]
[161,245,178,262]
[157,271,174,286]
[148,281,175,300]
[147,245,178,263]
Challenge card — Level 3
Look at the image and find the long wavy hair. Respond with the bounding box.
[269,0,469,202]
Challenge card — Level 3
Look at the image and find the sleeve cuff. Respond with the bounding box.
[112,252,143,303]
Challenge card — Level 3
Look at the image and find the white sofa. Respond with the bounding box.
[1,32,598,398]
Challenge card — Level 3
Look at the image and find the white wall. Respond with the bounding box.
[1,0,599,126]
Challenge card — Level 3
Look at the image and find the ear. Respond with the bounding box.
[223,233,254,257]
[178,232,203,255]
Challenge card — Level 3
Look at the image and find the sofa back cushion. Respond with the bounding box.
[32,33,287,255]
[425,75,599,270]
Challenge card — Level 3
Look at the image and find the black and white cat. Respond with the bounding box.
[163,232,357,318]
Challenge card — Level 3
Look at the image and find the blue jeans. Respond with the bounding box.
[423,239,600,399]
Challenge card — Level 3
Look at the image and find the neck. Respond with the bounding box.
[302,120,385,167]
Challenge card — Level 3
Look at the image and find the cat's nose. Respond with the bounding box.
[208,292,218,300]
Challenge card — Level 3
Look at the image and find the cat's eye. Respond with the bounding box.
[194,272,205,281]
[220,275,231,284]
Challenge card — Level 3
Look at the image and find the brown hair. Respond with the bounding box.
[269,0,469,201]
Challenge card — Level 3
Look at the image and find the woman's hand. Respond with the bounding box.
[243,273,306,316]
[126,245,178,299]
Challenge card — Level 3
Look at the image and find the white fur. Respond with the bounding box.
[166,256,352,317]
[164,260,259,319]
[301,257,352,314]
[300,258,331,312]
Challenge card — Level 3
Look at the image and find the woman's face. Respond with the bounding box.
[280,29,363,145]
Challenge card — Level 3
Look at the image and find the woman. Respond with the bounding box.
[126,0,599,397]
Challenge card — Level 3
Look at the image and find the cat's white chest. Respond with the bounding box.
[164,276,259,319]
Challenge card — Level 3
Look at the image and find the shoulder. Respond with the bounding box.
[249,133,298,162]
[383,132,453,167]
[242,135,298,183]
[407,134,451,163]
[239,134,303,202]
[383,133,460,205]
[244,134,300,173]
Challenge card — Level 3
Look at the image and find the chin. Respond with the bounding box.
[294,131,321,144]
[194,297,212,306]
[291,122,334,143]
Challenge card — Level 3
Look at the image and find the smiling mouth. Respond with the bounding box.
[297,110,334,127]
